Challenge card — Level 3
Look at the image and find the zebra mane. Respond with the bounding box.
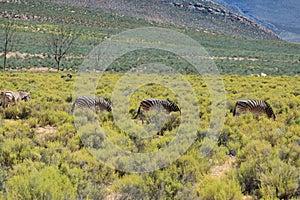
[104,98,112,106]
[166,98,177,106]
[166,98,173,104]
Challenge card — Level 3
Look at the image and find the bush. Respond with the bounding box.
[6,165,76,200]
[259,158,299,199]
[236,140,274,195]
[197,175,243,200]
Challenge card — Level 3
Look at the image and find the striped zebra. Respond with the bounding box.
[71,96,112,113]
[233,99,276,120]
[133,98,181,122]
[0,90,30,108]
[61,74,72,79]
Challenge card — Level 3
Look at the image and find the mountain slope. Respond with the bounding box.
[212,0,300,42]
[50,0,280,41]
[1,0,299,75]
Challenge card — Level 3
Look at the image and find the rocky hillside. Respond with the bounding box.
[50,0,280,41]
[213,0,300,42]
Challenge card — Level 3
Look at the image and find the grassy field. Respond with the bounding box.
[0,72,299,199]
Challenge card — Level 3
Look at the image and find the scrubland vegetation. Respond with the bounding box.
[0,72,299,199]
[0,0,300,199]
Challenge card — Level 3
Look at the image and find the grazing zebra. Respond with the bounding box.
[133,98,181,122]
[61,74,72,79]
[0,90,30,108]
[233,99,276,120]
[71,96,112,113]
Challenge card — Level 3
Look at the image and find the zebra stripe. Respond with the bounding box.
[133,98,180,119]
[233,99,276,120]
[71,96,112,113]
[0,90,30,108]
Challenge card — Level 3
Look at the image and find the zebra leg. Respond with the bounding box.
[71,103,76,113]
[1,96,5,108]
[233,104,237,116]
[132,106,141,119]
[3,99,9,108]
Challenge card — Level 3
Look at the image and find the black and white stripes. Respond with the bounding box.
[133,98,181,120]
[71,96,112,113]
[0,90,30,108]
[233,99,276,120]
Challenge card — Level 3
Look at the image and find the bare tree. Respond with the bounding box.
[1,20,16,71]
[47,23,79,71]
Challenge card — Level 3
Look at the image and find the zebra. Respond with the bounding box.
[61,74,72,79]
[0,90,30,108]
[71,96,112,113]
[133,98,181,122]
[233,99,276,120]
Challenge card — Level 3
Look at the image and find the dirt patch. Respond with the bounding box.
[106,193,124,200]
[7,67,75,72]
[35,125,57,138]
[28,67,57,72]
[0,51,47,59]
[1,51,84,59]
[243,195,255,200]
[210,155,236,178]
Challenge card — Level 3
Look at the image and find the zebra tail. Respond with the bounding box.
[132,106,141,119]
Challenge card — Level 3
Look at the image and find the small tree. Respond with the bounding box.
[47,23,79,71]
[1,20,16,71]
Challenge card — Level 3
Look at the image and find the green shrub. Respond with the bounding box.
[259,158,299,199]
[3,106,19,120]
[197,175,243,200]
[6,165,76,200]
[236,140,274,196]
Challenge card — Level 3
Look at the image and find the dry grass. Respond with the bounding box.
[35,125,57,139]
[210,155,236,178]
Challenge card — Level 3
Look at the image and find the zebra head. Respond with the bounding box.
[95,97,112,112]
[271,113,276,121]
[265,101,276,120]
[166,98,181,113]
[104,98,112,112]
[18,91,30,102]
